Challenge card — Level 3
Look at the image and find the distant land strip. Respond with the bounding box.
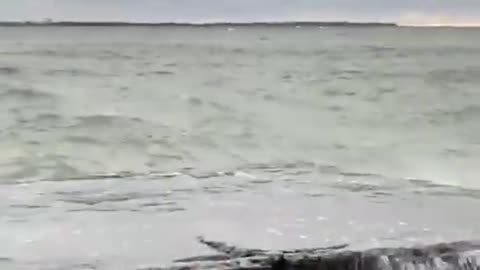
[0,21,398,27]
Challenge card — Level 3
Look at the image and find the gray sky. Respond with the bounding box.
[1,0,480,25]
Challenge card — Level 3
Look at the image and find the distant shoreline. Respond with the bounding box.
[0,21,398,27]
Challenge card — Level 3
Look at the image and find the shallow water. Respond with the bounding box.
[0,26,479,269]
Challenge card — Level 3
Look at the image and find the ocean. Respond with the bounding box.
[0,25,479,270]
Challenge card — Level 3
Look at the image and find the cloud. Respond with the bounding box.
[397,12,480,26]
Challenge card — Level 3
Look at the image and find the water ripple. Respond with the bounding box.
[59,191,172,206]
[0,87,56,101]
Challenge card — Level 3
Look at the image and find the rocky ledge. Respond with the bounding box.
[143,237,480,270]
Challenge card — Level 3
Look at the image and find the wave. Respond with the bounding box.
[44,68,113,77]
[73,114,145,127]
[0,49,69,57]
[64,135,103,145]
[427,67,480,84]
[0,87,56,101]
[14,160,478,197]
[0,66,21,75]
[35,113,62,122]
[137,70,175,76]
[98,50,134,60]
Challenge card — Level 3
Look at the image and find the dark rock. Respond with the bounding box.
[154,238,480,270]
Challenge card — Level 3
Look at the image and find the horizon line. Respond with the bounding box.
[0,20,398,26]
[1,20,479,28]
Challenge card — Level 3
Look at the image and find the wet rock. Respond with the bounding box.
[152,238,480,270]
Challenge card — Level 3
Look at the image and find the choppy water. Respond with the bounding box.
[0,26,479,270]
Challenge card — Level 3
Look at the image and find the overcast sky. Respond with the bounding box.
[1,0,480,25]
